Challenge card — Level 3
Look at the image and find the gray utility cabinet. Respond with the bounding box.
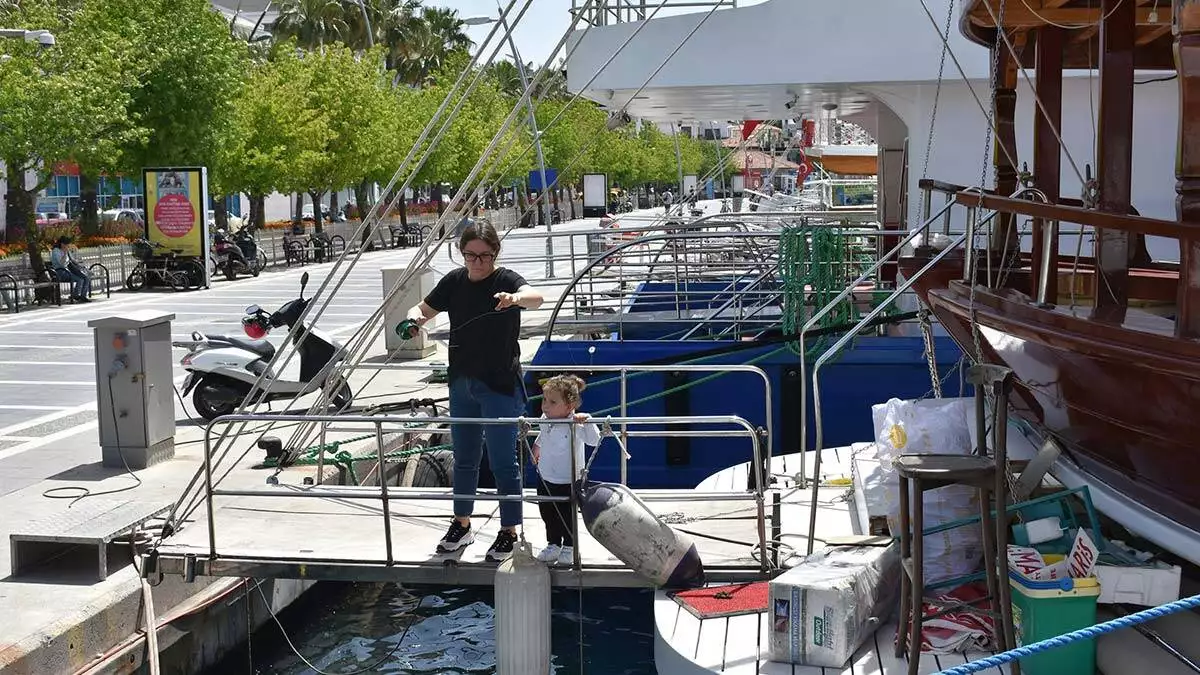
[88,311,176,470]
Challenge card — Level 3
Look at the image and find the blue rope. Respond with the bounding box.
[937,593,1200,674]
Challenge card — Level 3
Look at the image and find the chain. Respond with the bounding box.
[918,304,943,398]
[917,0,956,224]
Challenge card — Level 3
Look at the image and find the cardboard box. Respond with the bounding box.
[768,541,900,667]
[1095,562,1181,607]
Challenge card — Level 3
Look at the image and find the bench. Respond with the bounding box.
[10,499,172,581]
[0,262,111,313]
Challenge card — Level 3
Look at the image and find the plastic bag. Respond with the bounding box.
[871,397,973,460]
[869,398,983,585]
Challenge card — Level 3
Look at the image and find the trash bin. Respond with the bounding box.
[1009,566,1101,675]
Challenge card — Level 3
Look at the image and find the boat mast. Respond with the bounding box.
[991,26,1021,260]
[1175,0,1200,338]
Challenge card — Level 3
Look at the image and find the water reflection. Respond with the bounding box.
[210,582,656,675]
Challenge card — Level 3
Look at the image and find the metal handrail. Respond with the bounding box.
[198,412,767,573]
[342,362,773,485]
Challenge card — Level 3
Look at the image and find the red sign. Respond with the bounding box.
[154,193,196,238]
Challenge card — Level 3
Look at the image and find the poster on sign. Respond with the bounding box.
[582,173,607,217]
[143,167,209,275]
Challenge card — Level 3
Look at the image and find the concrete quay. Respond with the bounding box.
[0,215,606,675]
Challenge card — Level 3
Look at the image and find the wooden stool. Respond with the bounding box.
[893,364,1018,675]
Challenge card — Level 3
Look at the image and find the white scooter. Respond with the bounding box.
[176,272,353,420]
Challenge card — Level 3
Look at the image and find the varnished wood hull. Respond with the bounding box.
[901,257,1200,539]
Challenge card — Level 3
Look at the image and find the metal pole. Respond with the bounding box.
[672,122,686,213]
[499,12,555,278]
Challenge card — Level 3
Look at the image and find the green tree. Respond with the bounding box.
[0,0,142,268]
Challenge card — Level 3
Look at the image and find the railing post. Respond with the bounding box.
[376,421,394,566]
[619,369,629,485]
[963,206,978,283]
[1036,220,1059,306]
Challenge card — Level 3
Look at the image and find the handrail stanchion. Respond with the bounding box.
[203,427,219,559]
[619,368,629,485]
[376,420,394,566]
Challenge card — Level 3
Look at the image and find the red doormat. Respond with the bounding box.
[669,582,769,619]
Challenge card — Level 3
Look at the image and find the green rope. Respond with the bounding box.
[779,224,861,358]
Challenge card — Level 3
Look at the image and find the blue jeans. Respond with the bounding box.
[448,376,526,527]
[55,267,90,298]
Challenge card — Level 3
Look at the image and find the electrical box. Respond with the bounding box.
[382,268,436,359]
[88,311,177,470]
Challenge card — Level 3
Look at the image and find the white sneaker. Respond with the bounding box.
[556,546,575,566]
[537,544,562,562]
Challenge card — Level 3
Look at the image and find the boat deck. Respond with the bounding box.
[656,449,1012,675]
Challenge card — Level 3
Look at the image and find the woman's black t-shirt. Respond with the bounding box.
[424,266,527,395]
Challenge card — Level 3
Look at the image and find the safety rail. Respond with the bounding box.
[570,0,737,25]
[189,412,767,575]
[347,362,774,486]
[542,225,891,341]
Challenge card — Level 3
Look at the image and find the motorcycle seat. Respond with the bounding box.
[208,335,276,360]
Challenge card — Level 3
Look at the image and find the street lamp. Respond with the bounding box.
[0,29,56,48]
[464,13,555,278]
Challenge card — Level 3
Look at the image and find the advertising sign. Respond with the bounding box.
[582,173,607,217]
[143,167,209,260]
[682,175,698,198]
[730,174,746,195]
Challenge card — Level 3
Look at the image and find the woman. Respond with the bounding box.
[406,220,543,561]
[49,236,91,303]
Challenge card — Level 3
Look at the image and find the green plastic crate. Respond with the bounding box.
[1009,568,1101,675]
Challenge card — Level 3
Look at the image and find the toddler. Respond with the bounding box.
[533,374,600,565]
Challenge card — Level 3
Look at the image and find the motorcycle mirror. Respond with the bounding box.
[246,304,261,314]
[300,272,310,298]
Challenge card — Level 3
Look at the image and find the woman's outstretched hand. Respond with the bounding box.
[494,292,517,310]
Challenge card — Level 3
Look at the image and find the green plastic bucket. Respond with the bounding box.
[1009,568,1101,675]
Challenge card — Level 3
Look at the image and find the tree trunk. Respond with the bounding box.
[79,172,100,236]
[251,194,266,230]
[329,190,340,221]
[432,183,445,216]
[355,179,372,248]
[308,190,325,234]
[293,193,304,234]
[569,185,577,220]
[550,187,561,223]
[212,195,229,231]
[398,193,408,228]
[7,163,45,279]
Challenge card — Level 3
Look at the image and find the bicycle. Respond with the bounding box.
[126,239,204,292]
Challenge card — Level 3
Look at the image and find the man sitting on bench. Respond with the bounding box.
[49,236,91,303]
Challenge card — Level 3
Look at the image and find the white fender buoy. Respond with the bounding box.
[495,540,551,675]
[579,481,706,588]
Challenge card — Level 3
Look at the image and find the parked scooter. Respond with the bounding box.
[212,228,258,281]
[233,224,268,274]
[176,272,353,420]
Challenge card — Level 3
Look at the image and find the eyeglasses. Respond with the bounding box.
[462,251,496,264]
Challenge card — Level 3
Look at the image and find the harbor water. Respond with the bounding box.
[209,581,657,674]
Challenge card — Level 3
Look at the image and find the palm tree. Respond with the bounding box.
[489,59,524,98]
[273,0,349,50]
[420,6,472,53]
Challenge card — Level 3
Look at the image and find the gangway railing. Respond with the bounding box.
[351,362,773,486]
[178,413,768,577]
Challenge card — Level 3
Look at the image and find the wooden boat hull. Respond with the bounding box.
[915,276,1200,538]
